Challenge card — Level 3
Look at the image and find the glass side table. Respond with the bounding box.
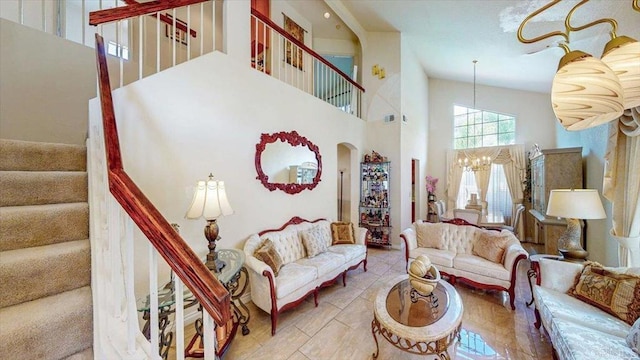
[137,249,250,360]
[184,249,251,358]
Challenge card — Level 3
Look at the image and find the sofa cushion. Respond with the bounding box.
[264,230,306,265]
[331,222,355,245]
[328,244,365,262]
[550,316,638,360]
[300,225,329,258]
[415,221,444,249]
[275,263,318,299]
[454,254,510,281]
[535,286,632,339]
[254,239,284,277]
[628,318,640,355]
[409,248,456,268]
[296,251,345,277]
[570,262,640,325]
[472,230,511,263]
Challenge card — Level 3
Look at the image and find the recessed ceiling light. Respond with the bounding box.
[324,12,331,19]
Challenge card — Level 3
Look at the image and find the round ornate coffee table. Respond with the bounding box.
[372,275,463,359]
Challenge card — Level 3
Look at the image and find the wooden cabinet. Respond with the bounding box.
[528,147,583,254]
[359,161,391,247]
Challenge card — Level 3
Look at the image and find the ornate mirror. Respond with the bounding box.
[255,131,322,194]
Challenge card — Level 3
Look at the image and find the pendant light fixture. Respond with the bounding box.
[517,0,628,131]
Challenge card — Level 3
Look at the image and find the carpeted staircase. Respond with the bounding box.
[0,139,93,359]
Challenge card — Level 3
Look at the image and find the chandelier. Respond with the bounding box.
[517,0,640,131]
[458,156,492,172]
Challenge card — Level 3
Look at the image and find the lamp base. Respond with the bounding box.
[204,219,226,273]
[558,218,588,260]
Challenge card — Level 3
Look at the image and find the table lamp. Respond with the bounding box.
[186,173,234,272]
[546,189,606,260]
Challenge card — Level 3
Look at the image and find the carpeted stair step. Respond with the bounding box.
[0,139,86,172]
[0,202,89,251]
[0,170,87,207]
[63,347,94,360]
[0,239,90,308]
[0,286,93,360]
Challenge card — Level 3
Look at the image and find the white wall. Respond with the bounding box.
[427,78,557,204]
[556,122,616,266]
[400,35,429,233]
[361,32,403,246]
[0,19,95,145]
[90,50,367,296]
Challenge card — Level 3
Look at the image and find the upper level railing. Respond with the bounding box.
[251,8,364,118]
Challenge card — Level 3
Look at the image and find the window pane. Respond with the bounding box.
[454,114,468,127]
[473,124,483,136]
[454,126,468,138]
[454,138,467,149]
[498,133,515,145]
[468,136,480,148]
[484,134,498,147]
[454,105,468,116]
[499,119,515,133]
[483,122,497,135]
[484,112,498,122]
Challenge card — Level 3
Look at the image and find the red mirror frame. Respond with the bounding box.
[255,131,322,194]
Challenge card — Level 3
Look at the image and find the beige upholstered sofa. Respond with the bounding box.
[243,217,367,335]
[533,258,640,360]
[400,219,528,309]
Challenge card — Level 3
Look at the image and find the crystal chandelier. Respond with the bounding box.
[458,156,492,172]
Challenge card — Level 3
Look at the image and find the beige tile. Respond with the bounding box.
[320,282,364,310]
[294,300,342,337]
[287,351,311,360]
[244,324,310,360]
[298,319,351,359]
[334,296,373,330]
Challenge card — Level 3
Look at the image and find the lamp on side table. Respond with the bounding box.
[186,173,234,272]
[546,189,606,261]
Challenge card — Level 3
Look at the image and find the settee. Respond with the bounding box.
[243,217,367,335]
[400,219,528,309]
[533,258,640,360]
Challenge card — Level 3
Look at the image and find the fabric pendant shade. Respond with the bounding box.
[552,50,624,131]
[601,36,640,109]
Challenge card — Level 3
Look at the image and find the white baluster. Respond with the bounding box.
[124,215,137,355]
[203,312,216,360]
[149,245,159,357]
[175,276,185,360]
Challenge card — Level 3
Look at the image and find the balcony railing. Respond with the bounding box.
[250,9,364,118]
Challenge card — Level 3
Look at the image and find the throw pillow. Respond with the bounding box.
[331,222,355,245]
[628,318,640,355]
[415,222,444,249]
[254,239,284,277]
[300,225,329,257]
[472,230,511,263]
[569,262,640,325]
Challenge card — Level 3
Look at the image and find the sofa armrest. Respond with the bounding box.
[245,254,275,278]
[503,243,528,280]
[356,227,367,246]
[538,258,583,293]
[400,228,417,264]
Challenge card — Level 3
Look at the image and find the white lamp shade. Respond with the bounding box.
[601,37,640,109]
[552,51,624,131]
[185,179,234,220]
[546,189,606,220]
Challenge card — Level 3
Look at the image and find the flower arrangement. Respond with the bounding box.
[425,175,438,194]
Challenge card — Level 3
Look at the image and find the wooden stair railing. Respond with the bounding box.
[94,33,231,327]
[250,8,365,93]
[89,0,209,26]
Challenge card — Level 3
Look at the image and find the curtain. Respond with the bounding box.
[445,151,464,211]
[447,145,526,221]
[603,107,640,267]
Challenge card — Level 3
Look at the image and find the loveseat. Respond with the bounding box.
[533,258,640,359]
[400,219,528,309]
[243,217,368,335]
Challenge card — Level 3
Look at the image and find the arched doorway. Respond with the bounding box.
[337,143,357,223]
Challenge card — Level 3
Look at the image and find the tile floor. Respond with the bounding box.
[179,246,555,359]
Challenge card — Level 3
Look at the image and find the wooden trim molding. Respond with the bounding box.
[95,34,230,327]
[90,0,209,26]
[255,131,322,195]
